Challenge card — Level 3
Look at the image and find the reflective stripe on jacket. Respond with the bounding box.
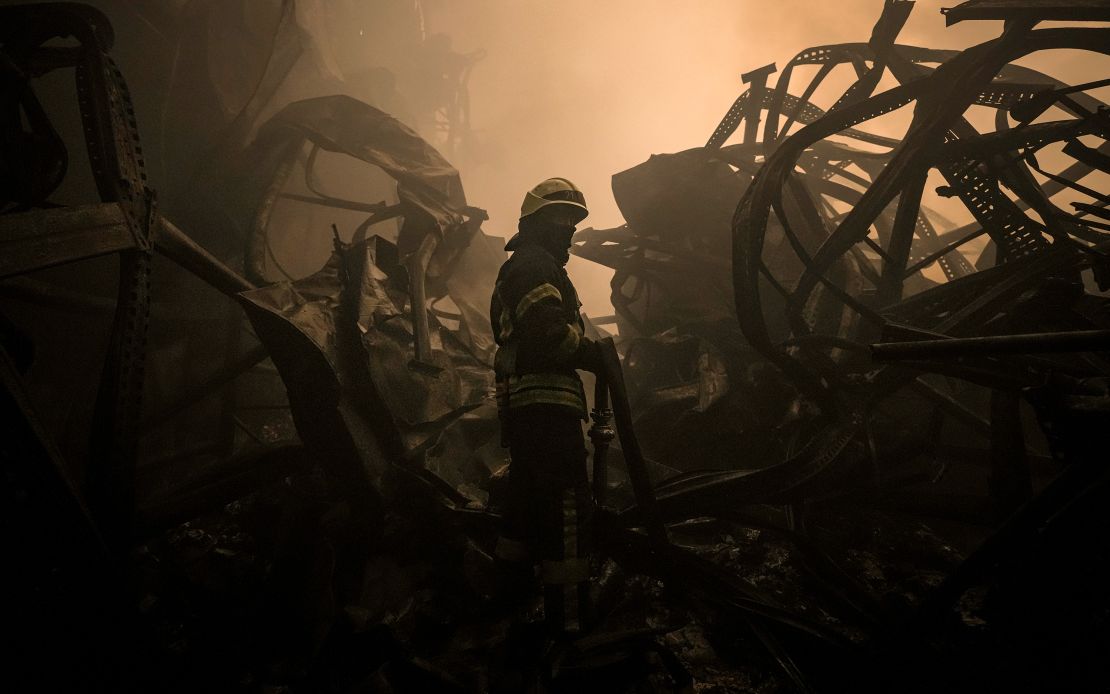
[490,244,589,418]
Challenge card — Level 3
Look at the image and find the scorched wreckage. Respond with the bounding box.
[2,0,1109,691]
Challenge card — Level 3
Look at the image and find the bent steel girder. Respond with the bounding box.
[731,25,1110,414]
[0,3,158,548]
[0,4,164,549]
[707,39,962,150]
[788,26,1031,314]
[733,80,919,411]
[707,63,904,151]
[0,4,273,552]
[795,28,1109,311]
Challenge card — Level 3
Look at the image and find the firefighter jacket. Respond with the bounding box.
[490,243,594,419]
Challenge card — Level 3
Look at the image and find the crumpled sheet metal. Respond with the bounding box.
[237,247,391,515]
[612,149,743,247]
[572,149,745,338]
[257,95,468,246]
[240,255,344,372]
[359,298,494,438]
[246,94,502,364]
[239,234,497,503]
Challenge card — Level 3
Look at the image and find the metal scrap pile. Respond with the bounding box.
[3,1,1110,692]
[575,1,1110,481]
[574,0,1110,688]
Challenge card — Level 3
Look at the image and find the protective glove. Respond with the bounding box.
[573,337,605,375]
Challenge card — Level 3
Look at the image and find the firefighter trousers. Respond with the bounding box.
[499,404,592,634]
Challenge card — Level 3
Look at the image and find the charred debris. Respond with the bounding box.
[3,1,1110,692]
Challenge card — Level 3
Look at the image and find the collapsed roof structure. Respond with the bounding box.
[2,0,1109,691]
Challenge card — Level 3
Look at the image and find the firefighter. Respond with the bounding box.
[490,177,602,635]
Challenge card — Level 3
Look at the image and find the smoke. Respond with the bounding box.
[420,0,1108,316]
[62,0,1104,316]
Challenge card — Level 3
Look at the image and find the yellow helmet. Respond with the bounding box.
[518,177,588,222]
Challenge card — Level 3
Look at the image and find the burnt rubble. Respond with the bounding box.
[3,1,1110,692]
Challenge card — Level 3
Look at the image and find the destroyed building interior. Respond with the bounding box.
[3,0,1110,691]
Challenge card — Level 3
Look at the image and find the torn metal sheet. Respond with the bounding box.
[255,95,468,242]
[240,234,500,509]
[241,94,502,363]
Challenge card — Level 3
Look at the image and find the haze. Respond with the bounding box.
[419,0,1107,316]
